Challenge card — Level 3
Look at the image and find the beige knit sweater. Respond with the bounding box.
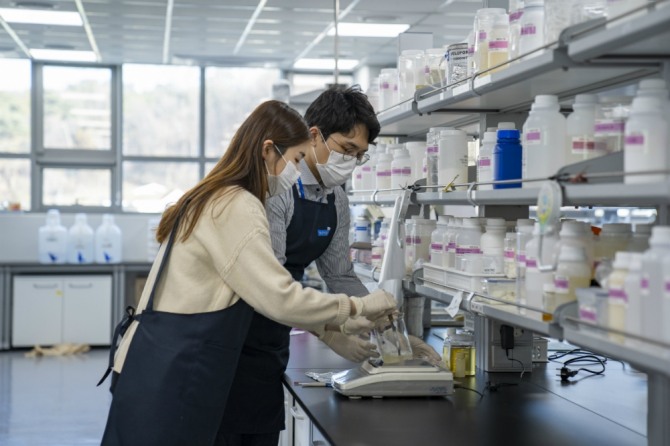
[112,187,352,372]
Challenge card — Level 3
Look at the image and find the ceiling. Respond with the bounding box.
[0,0,482,70]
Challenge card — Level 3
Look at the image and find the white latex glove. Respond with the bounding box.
[340,316,375,335]
[320,331,379,362]
[408,335,442,364]
[351,290,397,320]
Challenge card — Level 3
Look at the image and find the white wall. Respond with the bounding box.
[0,212,161,263]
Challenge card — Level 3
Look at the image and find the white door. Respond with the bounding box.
[62,275,112,345]
[12,276,63,347]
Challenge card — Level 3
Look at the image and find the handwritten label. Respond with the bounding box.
[446,291,463,318]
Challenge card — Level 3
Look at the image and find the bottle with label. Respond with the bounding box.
[515,219,536,303]
[566,94,599,164]
[624,96,669,184]
[455,218,483,273]
[95,213,122,264]
[508,0,525,61]
[628,223,653,253]
[67,213,94,264]
[443,328,476,377]
[594,96,631,154]
[522,95,567,188]
[375,152,393,191]
[558,220,595,277]
[640,226,670,341]
[481,218,507,275]
[405,217,436,273]
[371,236,384,268]
[477,128,497,190]
[405,141,427,184]
[518,0,545,59]
[487,10,510,73]
[503,231,518,278]
[438,128,469,187]
[391,146,412,188]
[378,68,399,110]
[493,129,523,189]
[445,217,461,268]
[430,216,449,267]
[624,253,643,345]
[38,209,67,264]
[425,48,447,86]
[594,223,632,266]
[607,251,631,343]
[525,223,559,309]
[635,78,670,122]
[426,127,450,186]
[354,217,371,244]
[554,245,591,303]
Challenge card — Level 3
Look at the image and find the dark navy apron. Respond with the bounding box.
[100,207,255,446]
[218,183,338,435]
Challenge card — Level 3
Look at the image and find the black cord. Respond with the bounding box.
[506,349,526,379]
[554,352,607,382]
[454,385,484,400]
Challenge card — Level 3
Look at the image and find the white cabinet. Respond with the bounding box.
[12,275,112,347]
[279,385,293,446]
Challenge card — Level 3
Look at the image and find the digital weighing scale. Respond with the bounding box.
[331,359,454,398]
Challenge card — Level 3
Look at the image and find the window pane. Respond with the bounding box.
[43,66,112,150]
[0,59,31,154]
[43,168,111,207]
[123,64,200,157]
[0,158,30,211]
[205,67,280,158]
[123,161,199,213]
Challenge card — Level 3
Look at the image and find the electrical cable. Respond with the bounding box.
[550,349,608,382]
[505,349,526,379]
[454,385,484,400]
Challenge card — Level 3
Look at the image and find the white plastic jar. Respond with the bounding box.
[516,219,536,302]
[480,218,507,275]
[405,217,436,272]
[354,217,371,243]
[559,220,595,276]
[378,68,399,110]
[445,217,462,268]
[430,216,449,267]
[594,96,631,154]
[525,223,559,309]
[503,231,518,278]
[391,146,412,188]
[487,10,510,74]
[607,251,630,343]
[405,141,427,184]
[376,152,393,190]
[438,128,469,187]
[518,0,545,59]
[508,0,524,60]
[425,48,447,87]
[628,223,652,252]
[398,49,426,102]
[455,218,484,273]
[554,245,591,303]
[426,127,451,186]
[38,209,68,264]
[474,8,507,74]
[566,94,599,164]
[477,128,497,190]
[624,252,643,344]
[67,213,94,264]
[624,96,669,184]
[640,226,670,341]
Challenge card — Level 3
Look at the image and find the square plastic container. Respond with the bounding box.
[481,278,517,304]
[423,263,506,293]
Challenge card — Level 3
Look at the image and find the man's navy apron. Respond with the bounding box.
[218,184,337,436]
[100,209,255,446]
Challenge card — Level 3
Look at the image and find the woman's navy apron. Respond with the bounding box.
[218,184,337,435]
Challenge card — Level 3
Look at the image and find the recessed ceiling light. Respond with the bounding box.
[327,23,410,38]
[362,15,398,22]
[293,58,359,71]
[0,7,82,26]
[30,48,96,61]
[12,1,55,9]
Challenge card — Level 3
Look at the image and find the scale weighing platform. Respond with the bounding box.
[331,359,454,398]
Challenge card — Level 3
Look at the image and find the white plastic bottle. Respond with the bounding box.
[628,223,653,252]
[487,11,510,74]
[376,151,393,191]
[455,218,483,273]
[554,245,591,304]
[607,251,630,343]
[371,236,384,268]
[95,214,122,264]
[503,231,518,278]
[624,96,669,184]
[445,217,462,268]
[558,220,595,276]
[636,78,670,118]
[67,213,94,264]
[522,95,567,187]
[515,219,536,303]
[525,223,559,309]
[38,209,68,264]
[398,49,425,102]
[378,68,399,110]
[481,218,507,275]
[518,0,545,59]
[438,128,469,187]
[426,127,450,186]
[508,0,525,61]
[624,253,643,345]
[566,94,599,163]
[405,141,427,184]
[391,146,412,188]
[477,128,497,190]
[430,216,449,267]
[640,226,670,341]
[544,0,571,44]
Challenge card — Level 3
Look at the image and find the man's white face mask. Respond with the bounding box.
[313,129,357,188]
[266,144,300,197]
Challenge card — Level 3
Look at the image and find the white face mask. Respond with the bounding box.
[314,129,357,188]
[266,145,301,197]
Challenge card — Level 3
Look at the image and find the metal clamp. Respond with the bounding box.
[371,189,379,206]
[466,182,478,207]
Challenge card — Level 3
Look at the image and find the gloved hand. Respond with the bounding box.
[408,335,442,364]
[340,316,375,335]
[351,290,397,320]
[320,331,379,362]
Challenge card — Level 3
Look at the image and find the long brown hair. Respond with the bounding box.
[156,100,309,243]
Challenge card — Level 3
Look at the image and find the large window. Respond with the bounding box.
[43,168,112,207]
[122,161,199,213]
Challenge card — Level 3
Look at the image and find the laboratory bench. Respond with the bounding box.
[284,329,647,446]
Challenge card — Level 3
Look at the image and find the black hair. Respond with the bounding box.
[304,84,380,144]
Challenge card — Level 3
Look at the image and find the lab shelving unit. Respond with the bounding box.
[351,5,670,445]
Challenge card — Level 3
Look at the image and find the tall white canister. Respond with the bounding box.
[67,213,94,264]
[38,209,68,264]
[438,128,469,187]
[95,214,123,263]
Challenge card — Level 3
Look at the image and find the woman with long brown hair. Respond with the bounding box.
[100,100,395,445]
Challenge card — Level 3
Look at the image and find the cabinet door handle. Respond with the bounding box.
[67,283,93,289]
[289,406,305,421]
[32,283,59,289]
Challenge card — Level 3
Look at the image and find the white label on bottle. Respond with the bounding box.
[488,38,509,52]
[609,286,627,303]
[554,275,570,294]
[456,245,482,255]
[579,307,597,323]
[624,132,647,152]
[571,137,596,154]
[521,24,537,36]
[525,128,542,145]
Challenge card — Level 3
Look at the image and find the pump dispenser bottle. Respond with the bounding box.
[38,209,68,264]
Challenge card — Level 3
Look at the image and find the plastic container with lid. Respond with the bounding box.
[67,213,94,264]
[516,219,536,303]
[455,218,484,273]
[577,288,609,332]
[354,217,371,243]
[525,223,559,309]
[508,0,525,61]
[376,152,393,190]
[477,128,497,190]
[445,217,462,268]
[443,328,476,377]
[371,236,384,268]
[446,42,469,88]
[378,68,399,111]
[398,49,426,102]
[544,0,571,45]
[595,223,632,264]
[624,252,643,344]
[379,217,391,249]
[405,141,427,184]
[391,145,412,188]
[487,10,510,74]
[466,30,475,77]
[405,217,437,273]
[38,209,68,264]
[558,220,595,276]
[425,48,447,87]
[624,96,669,184]
[494,129,522,189]
[628,223,653,252]
[426,127,451,186]
[566,94,600,163]
[430,216,450,267]
[594,96,632,154]
[640,226,670,341]
[554,245,591,303]
[607,251,631,343]
[503,231,518,278]
[474,8,506,74]
[481,218,507,275]
[438,128,469,187]
[522,95,567,187]
[95,213,122,264]
[518,0,545,59]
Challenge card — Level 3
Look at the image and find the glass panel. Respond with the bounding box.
[0,59,31,154]
[43,168,111,207]
[205,162,217,176]
[122,161,199,213]
[123,64,200,157]
[205,67,280,158]
[289,73,353,96]
[43,66,112,150]
[0,158,30,211]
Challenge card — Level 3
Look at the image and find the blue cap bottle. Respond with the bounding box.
[493,129,522,189]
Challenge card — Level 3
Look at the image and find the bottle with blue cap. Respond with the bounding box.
[493,128,522,189]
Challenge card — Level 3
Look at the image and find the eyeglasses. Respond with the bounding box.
[326,134,370,165]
